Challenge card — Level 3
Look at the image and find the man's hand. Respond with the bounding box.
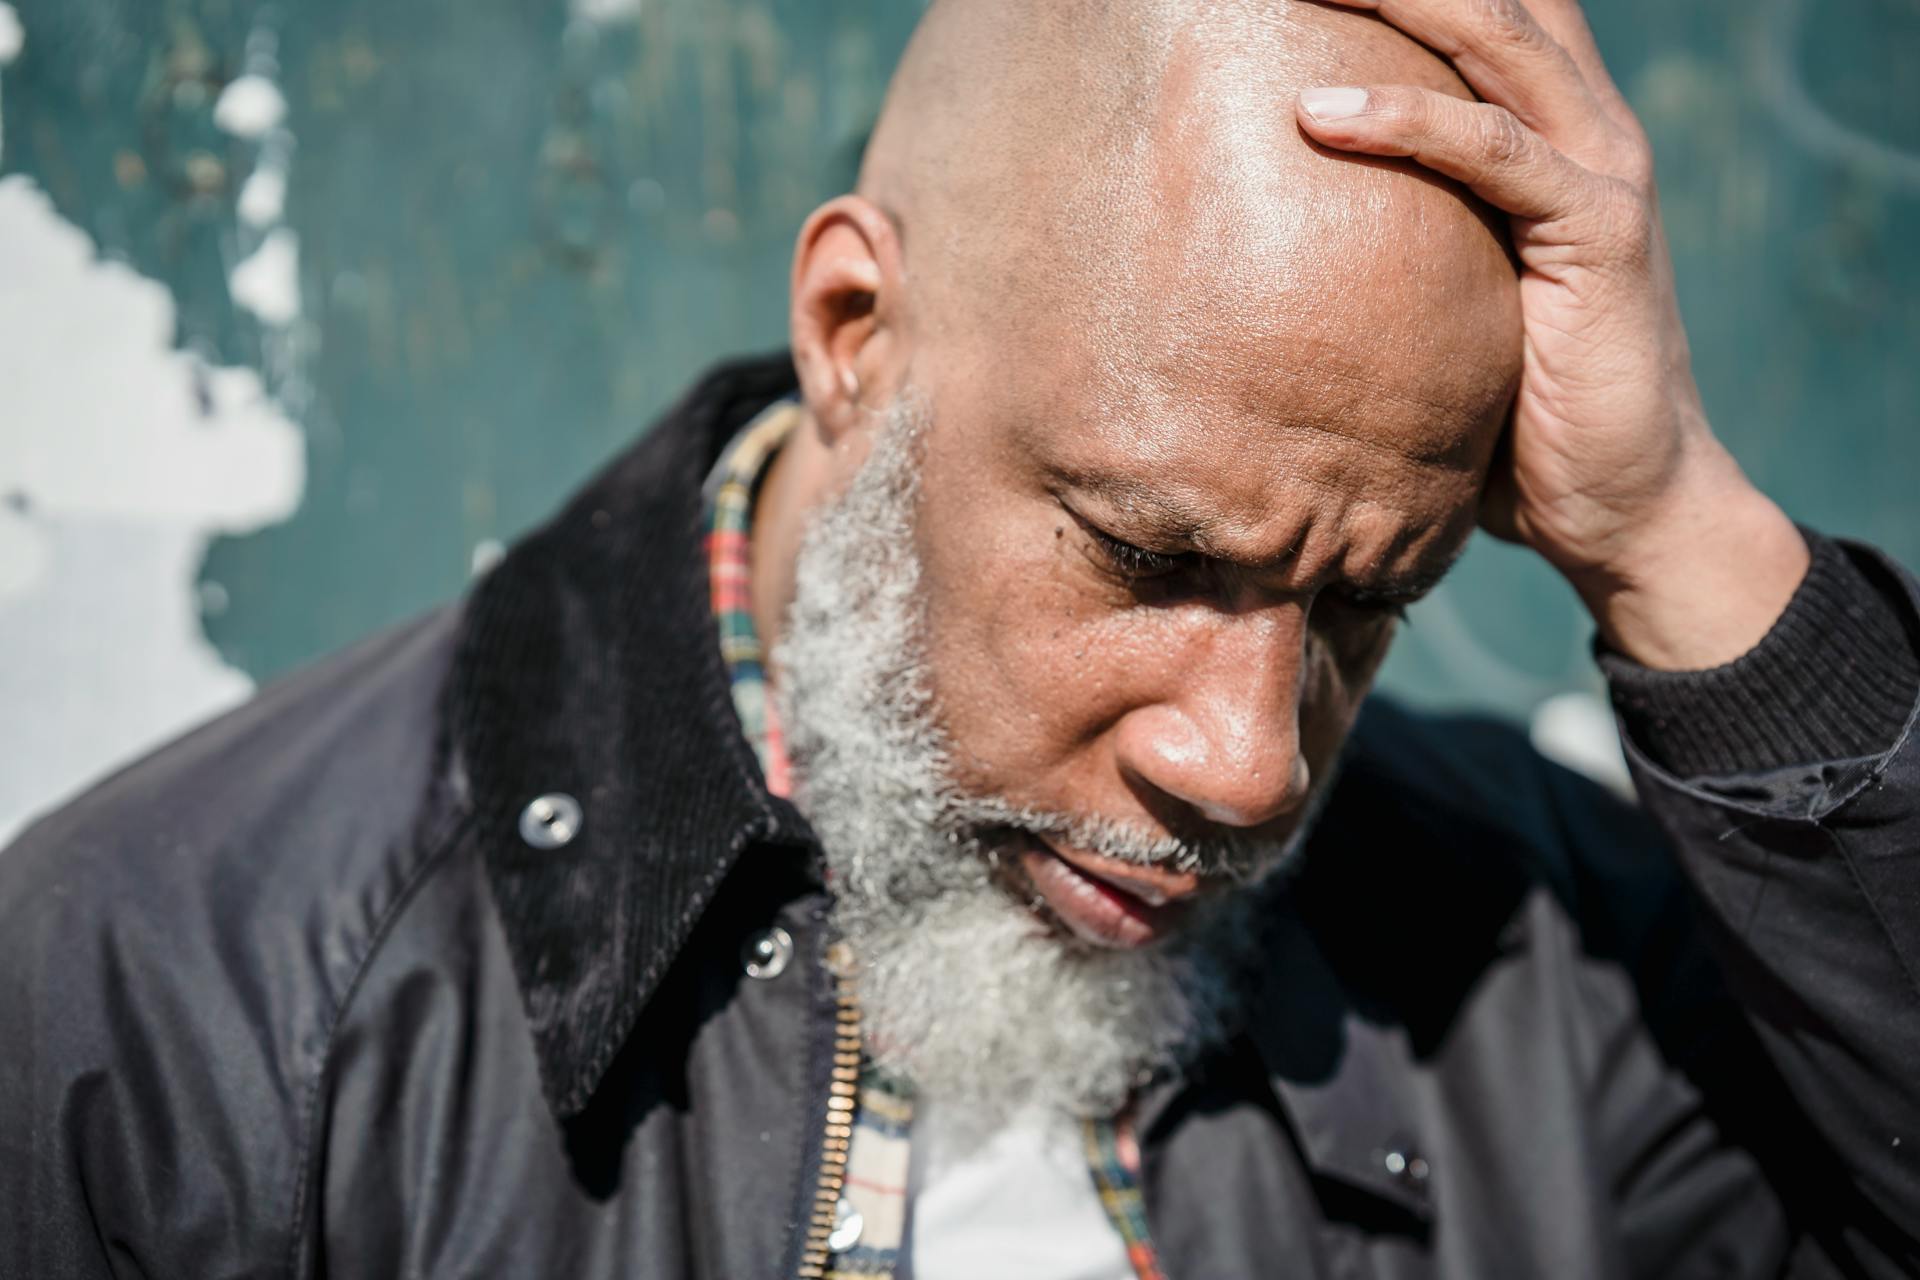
[1293,0,1809,671]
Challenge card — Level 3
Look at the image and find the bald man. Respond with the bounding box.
[4,1,1918,1277]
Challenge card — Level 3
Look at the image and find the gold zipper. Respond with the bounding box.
[796,942,863,1279]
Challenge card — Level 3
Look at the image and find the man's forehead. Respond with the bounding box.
[1001,118,1521,484]
[1094,342,1508,469]
[1001,300,1512,497]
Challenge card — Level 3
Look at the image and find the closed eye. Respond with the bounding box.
[1075,517,1197,582]
[1090,528,1187,578]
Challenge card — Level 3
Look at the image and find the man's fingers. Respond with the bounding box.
[1313,0,1614,160]
[1510,0,1615,92]
[1505,0,1638,133]
[1296,84,1596,224]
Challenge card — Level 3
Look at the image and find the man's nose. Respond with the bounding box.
[1113,614,1314,830]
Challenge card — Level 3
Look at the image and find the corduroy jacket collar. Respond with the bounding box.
[445,352,817,1118]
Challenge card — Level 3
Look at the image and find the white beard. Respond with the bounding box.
[772,390,1313,1131]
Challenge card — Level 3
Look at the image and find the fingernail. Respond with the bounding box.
[1300,87,1370,122]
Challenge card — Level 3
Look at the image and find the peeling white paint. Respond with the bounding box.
[213,72,287,139]
[571,0,643,24]
[237,164,287,228]
[0,508,49,598]
[1530,690,1634,798]
[0,4,22,67]
[470,538,506,577]
[0,2,19,171]
[0,176,305,846]
[229,226,301,326]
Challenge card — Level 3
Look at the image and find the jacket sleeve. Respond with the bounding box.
[1598,531,1920,1275]
[1,610,461,1280]
[0,780,312,1278]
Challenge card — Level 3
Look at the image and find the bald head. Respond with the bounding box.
[871,1,1510,365]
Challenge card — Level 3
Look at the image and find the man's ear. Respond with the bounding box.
[790,195,905,444]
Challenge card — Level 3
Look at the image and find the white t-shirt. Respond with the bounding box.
[908,1098,1135,1280]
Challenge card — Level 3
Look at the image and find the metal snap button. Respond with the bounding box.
[827,1195,864,1253]
[518,793,582,849]
[1383,1147,1430,1184]
[741,926,794,980]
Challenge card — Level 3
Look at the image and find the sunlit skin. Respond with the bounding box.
[904,249,1514,945]
[756,0,1809,949]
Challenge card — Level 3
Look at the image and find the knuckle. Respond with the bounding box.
[1359,83,1403,117]
[1363,85,1430,137]
[1479,107,1534,167]
[1385,86,1433,130]
[1469,0,1546,52]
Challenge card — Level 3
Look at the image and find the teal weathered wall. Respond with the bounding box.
[1,0,1915,831]
[4,0,920,682]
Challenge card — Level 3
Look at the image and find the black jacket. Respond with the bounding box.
[4,353,1918,1279]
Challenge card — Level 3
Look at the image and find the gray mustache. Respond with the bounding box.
[947,799,1283,882]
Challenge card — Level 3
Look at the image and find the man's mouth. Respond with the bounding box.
[1017,834,1206,949]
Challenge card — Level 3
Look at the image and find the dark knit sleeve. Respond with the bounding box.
[1597,530,1920,778]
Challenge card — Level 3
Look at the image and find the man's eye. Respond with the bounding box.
[1088,527,1190,580]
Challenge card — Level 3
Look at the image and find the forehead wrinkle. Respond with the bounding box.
[1206,325,1510,465]
[1267,415,1490,475]
[1099,268,1513,477]
[1083,397,1485,511]
[1292,340,1511,439]
[1056,445,1474,592]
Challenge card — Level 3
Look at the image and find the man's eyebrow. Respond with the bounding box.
[1060,465,1469,598]
[1058,469,1282,562]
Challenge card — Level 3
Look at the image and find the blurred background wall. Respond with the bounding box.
[1,0,1915,843]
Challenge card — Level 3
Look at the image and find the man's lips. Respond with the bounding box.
[1018,835,1205,949]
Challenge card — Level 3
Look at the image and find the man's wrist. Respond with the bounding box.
[1565,458,1810,673]
[1597,531,1920,777]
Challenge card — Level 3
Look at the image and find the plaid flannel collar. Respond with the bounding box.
[702,398,801,799]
